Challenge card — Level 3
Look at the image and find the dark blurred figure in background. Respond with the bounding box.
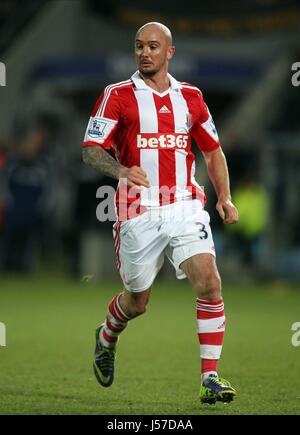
[0,140,9,229]
[227,175,269,271]
[0,114,57,273]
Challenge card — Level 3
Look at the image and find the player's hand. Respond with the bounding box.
[216,198,239,224]
[118,166,150,189]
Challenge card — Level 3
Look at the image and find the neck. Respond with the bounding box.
[139,69,170,93]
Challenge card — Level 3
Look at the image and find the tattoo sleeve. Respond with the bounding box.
[82,146,122,180]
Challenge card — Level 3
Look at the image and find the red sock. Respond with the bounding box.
[100,293,130,348]
[196,298,226,376]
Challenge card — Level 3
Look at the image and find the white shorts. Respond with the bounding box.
[113,199,216,293]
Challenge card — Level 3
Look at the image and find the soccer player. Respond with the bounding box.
[82,22,239,404]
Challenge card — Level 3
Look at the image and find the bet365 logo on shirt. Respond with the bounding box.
[0,322,6,347]
[291,322,300,347]
[137,133,189,149]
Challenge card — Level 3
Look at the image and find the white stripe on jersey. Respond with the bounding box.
[180,83,201,92]
[175,150,188,200]
[134,89,158,133]
[201,106,219,142]
[190,161,203,193]
[169,89,189,133]
[134,89,160,205]
[140,150,159,205]
[169,89,190,200]
[97,80,131,117]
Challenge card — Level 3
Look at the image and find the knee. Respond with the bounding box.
[196,274,222,300]
[128,302,147,318]
[120,288,151,319]
[125,295,149,318]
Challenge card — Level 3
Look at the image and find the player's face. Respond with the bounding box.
[135,27,174,75]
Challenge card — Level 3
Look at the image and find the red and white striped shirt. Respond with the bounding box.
[82,71,220,220]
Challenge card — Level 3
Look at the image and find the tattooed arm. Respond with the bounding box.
[82,146,149,188]
[82,146,122,180]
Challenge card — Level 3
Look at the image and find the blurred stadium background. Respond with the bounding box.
[0,0,300,415]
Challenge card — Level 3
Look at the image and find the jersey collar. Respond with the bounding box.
[131,70,181,92]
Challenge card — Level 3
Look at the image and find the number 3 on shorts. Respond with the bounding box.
[195,222,208,240]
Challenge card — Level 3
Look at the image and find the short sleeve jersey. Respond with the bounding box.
[82,71,220,220]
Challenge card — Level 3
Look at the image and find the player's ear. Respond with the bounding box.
[167,46,175,61]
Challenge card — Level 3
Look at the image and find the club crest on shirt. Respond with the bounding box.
[88,118,107,138]
[186,112,193,131]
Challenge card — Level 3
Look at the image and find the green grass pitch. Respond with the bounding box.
[0,276,300,415]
